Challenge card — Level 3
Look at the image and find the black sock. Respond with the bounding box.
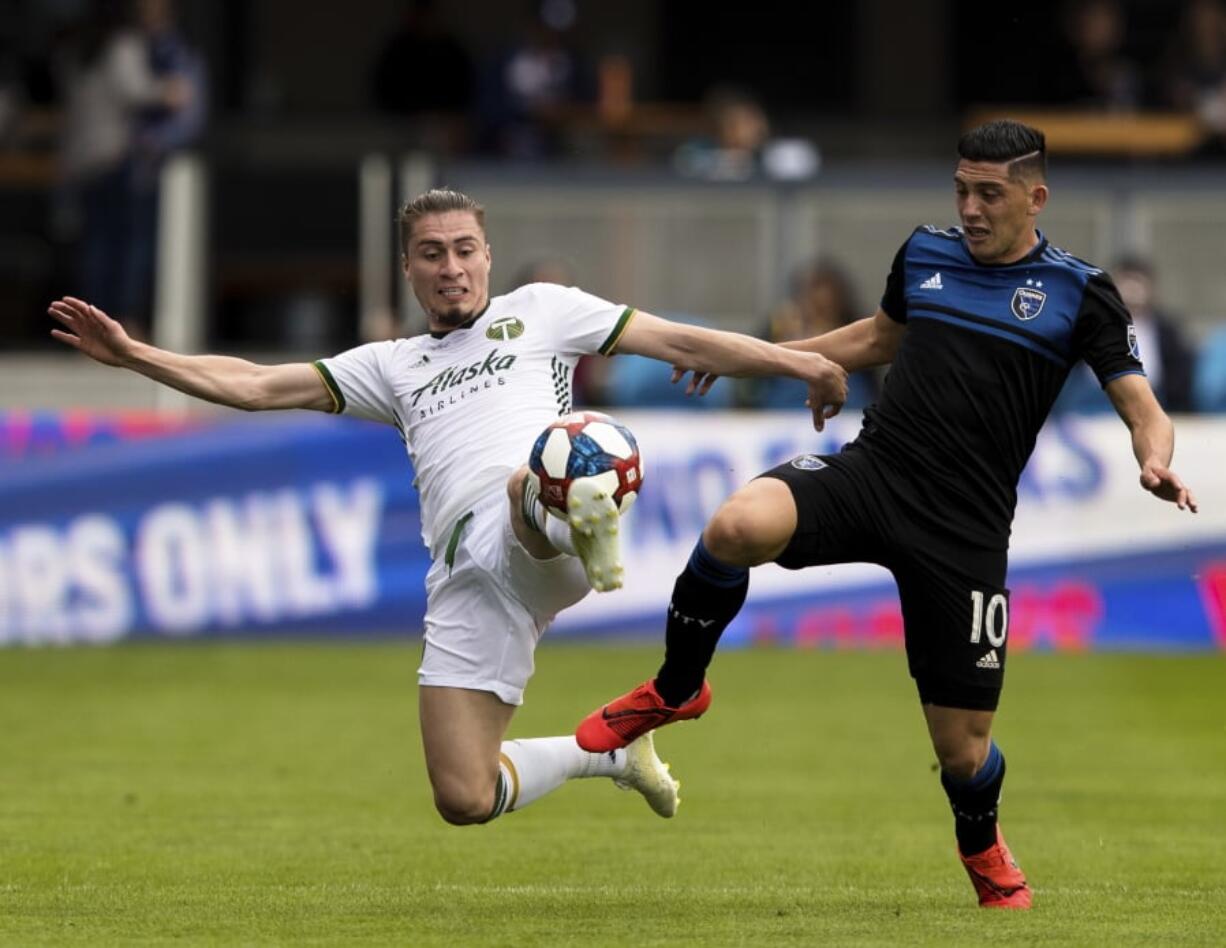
[653,539,749,707]
[940,741,1005,856]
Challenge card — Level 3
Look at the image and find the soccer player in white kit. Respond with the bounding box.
[48,188,847,826]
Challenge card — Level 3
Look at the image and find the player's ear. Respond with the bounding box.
[1029,183,1049,216]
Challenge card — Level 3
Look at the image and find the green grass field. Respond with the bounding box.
[1,643,1223,946]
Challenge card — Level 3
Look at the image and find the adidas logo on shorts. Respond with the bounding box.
[976,649,1001,669]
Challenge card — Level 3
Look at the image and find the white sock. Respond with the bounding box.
[521,477,578,556]
[543,514,577,556]
[492,736,624,816]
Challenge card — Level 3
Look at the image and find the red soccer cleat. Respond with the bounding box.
[576,679,712,752]
[959,827,1032,909]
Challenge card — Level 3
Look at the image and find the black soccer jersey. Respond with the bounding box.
[843,225,1144,550]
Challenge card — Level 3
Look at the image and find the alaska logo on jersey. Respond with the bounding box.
[1010,286,1047,321]
[486,316,525,341]
[410,348,518,406]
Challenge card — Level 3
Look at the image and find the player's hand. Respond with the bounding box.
[48,297,136,367]
[803,358,847,432]
[670,365,721,396]
[1140,462,1198,513]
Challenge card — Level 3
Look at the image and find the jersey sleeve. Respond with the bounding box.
[531,283,637,356]
[313,342,399,424]
[879,239,910,323]
[1072,272,1146,386]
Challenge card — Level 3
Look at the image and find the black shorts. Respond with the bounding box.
[761,449,1010,711]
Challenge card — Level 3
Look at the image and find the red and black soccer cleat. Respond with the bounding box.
[576,679,712,753]
[959,826,1032,909]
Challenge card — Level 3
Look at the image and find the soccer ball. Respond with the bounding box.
[528,411,643,518]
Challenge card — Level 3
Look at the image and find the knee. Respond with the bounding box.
[704,501,777,565]
[933,736,991,781]
[431,779,496,826]
[937,749,981,782]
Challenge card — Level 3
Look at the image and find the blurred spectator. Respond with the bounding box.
[476,0,591,158]
[673,85,819,182]
[674,85,769,181]
[371,1,474,119]
[1056,255,1195,414]
[745,258,878,410]
[1039,0,1141,110]
[1113,257,1195,412]
[1162,0,1226,153]
[509,257,575,293]
[0,33,20,144]
[56,0,206,337]
[1193,326,1226,411]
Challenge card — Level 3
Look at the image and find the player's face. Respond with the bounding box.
[954,160,1047,265]
[404,211,492,329]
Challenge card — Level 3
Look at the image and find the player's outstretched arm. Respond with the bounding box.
[48,296,334,413]
[780,308,906,371]
[614,310,848,428]
[1105,373,1198,513]
[669,307,904,403]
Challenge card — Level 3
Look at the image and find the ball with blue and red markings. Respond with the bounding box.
[528,411,644,518]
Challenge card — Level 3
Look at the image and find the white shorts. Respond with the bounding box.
[418,493,591,705]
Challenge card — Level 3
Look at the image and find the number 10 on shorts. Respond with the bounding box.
[970,591,1008,646]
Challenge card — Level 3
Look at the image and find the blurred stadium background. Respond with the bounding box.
[1,1,1225,943]
[2,0,1224,650]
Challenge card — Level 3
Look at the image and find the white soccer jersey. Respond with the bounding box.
[316,283,635,557]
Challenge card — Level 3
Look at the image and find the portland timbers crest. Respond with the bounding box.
[1010,287,1046,321]
[486,316,525,341]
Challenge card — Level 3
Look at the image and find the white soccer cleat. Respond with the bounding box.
[567,475,623,592]
[613,731,681,818]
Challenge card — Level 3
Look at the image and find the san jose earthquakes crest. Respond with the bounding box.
[1010,286,1046,320]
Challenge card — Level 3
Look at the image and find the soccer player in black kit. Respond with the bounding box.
[575,120,1199,909]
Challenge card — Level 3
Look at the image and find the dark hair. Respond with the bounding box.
[789,258,859,324]
[1112,254,1155,279]
[957,120,1047,180]
[398,188,486,252]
